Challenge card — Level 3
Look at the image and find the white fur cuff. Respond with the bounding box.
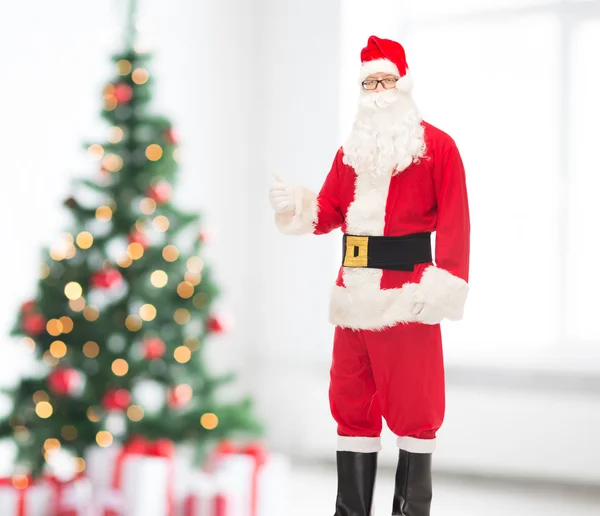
[397,436,436,454]
[274,186,318,235]
[337,436,382,453]
[414,266,469,322]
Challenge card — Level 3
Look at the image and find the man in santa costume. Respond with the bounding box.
[269,35,470,516]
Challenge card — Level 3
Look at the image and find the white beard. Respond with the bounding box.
[342,88,426,176]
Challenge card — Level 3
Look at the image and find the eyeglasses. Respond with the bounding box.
[361,77,399,90]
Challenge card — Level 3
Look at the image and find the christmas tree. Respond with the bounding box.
[0,0,260,477]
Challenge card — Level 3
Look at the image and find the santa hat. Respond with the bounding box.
[359,35,413,93]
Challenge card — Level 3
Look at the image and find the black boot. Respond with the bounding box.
[334,451,378,516]
[392,449,432,516]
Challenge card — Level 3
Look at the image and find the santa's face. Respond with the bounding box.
[361,72,401,93]
[342,70,426,176]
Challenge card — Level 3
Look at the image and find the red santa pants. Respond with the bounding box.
[329,322,445,454]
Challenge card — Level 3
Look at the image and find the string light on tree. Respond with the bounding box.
[109,126,124,143]
[139,197,157,215]
[117,59,132,75]
[162,245,179,262]
[88,144,104,161]
[96,205,113,222]
[21,337,36,352]
[69,297,86,312]
[96,431,113,448]
[64,282,83,300]
[75,458,86,474]
[87,407,101,423]
[174,346,191,364]
[83,341,100,358]
[49,340,67,359]
[102,153,124,172]
[151,270,168,288]
[125,314,143,331]
[127,405,144,422]
[127,242,145,260]
[177,281,194,299]
[46,319,64,336]
[103,85,118,111]
[43,352,60,367]
[35,401,53,419]
[83,305,100,322]
[132,68,149,84]
[139,304,157,321]
[174,308,191,325]
[187,256,204,273]
[59,316,74,333]
[152,215,170,232]
[200,413,219,430]
[76,231,94,249]
[112,358,129,376]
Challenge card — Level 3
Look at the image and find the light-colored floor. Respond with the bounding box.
[287,462,600,516]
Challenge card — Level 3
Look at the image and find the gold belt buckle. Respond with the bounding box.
[343,236,369,267]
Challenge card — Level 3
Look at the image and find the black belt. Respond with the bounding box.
[342,232,432,271]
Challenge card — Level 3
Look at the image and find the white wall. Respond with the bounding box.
[248,0,343,452]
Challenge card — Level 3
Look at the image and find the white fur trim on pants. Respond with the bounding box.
[337,436,382,453]
[274,186,318,235]
[397,436,436,454]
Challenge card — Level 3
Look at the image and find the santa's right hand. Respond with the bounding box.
[269,174,296,213]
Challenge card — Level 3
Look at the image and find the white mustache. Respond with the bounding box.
[358,89,401,110]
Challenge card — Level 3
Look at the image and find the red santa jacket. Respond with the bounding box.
[275,121,470,330]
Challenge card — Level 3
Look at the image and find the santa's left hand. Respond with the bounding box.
[412,301,444,325]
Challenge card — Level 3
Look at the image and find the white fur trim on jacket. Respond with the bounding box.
[330,282,419,330]
[274,186,318,235]
[397,436,436,454]
[337,436,382,453]
[359,58,400,82]
[413,265,469,322]
[329,266,468,330]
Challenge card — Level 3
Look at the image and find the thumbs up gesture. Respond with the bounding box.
[269,173,296,214]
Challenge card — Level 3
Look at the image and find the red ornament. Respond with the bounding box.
[167,384,192,409]
[199,229,214,243]
[114,83,133,104]
[90,267,122,289]
[102,388,131,412]
[207,315,227,334]
[164,128,177,145]
[20,300,36,313]
[146,182,171,204]
[48,368,81,397]
[23,312,47,336]
[128,231,149,249]
[143,337,165,360]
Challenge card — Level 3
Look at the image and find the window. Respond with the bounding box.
[340,0,600,369]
